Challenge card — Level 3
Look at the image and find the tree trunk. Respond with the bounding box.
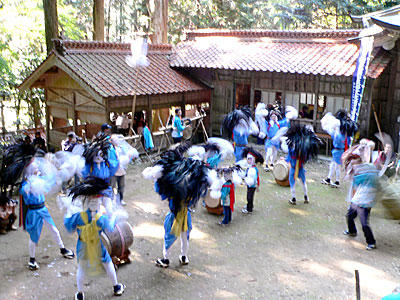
[43,0,58,54]
[151,0,168,44]
[106,0,112,41]
[93,0,105,41]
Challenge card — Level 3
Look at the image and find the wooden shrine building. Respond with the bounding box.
[19,40,210,148]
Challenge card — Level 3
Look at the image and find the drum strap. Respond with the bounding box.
[78,212,102,275]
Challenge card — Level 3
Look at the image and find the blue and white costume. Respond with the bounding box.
[264,117,289,166]
[82,145,119,199]
[63,176,125,298]
[321,111,357,185]
[286,149,308,199]
[64,209,115,266]
[233,128,249,162]
[20,178,66,261]
[162,198,192,259]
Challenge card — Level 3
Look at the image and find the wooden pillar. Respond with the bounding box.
[233,71,236,109]
[72,92,78,134]
[364,79,374,137]
[250,72,255,111]
[313,76,319,128]
[147,95,152,131]
[181,94,186,117]
[45,89,51,149]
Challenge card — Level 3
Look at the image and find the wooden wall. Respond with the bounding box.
[202,69,357,136]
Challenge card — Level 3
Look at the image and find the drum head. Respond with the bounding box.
[204,190,219,208]
[273,161,288,181]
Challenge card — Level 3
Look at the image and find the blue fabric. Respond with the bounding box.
[382,294,400,300]
[222,205,231,224]
[289,165,306,187]
[172,116,185,138]
[286,149,306,187]
[82,145,119,182]
[220,181,231,207]
[163,210,192,250]
[207,153,221,169]
[64,209,115,263]
[331,132,350,165]
[264,118,289,150]
[233,128,249,161]
[143,126,154,149]
[20,181,56,243]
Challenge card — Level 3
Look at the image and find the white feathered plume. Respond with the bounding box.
[285,105,298,120]
[125,37,150,68]
[321,112,340,136]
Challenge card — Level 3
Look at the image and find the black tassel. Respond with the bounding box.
[83,135,112,165]
[69,176,109,200]
[285,124,321,163]
[335,110,358,137]
[154,155,209,216]
[221,106,252,139]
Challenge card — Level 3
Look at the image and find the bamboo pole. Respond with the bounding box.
[355,270,361,300]
[129,68,140,136]
[372,104,384,150]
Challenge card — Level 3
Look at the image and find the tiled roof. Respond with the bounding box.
[170,29,389,78]
[50,40,207,98]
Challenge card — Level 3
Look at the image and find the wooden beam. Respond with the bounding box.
[48,88,72,104]
[45,89,51,148]
[73,92,78,133]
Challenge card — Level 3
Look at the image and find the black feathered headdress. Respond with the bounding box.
[242,147,264,165]
[83,134,111,164]
[335,110,358,137]
[221,106,252,139]
[153,155,209,216]
[285,124,321,163]
[68,176,109,200]
[0,142,35,193]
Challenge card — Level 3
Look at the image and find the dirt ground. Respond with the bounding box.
[1,152,400,300]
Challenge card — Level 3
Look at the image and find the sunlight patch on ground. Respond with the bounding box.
[300,261,332,276]
[133,222,209,240]
[132,201,159,214]
[337,260,397,297]
[307,179,316,183]
[190,228,209,240]
[277,272,306,290]
[214,289,240,299]
[288,208,310,216]
[134,223,164,239]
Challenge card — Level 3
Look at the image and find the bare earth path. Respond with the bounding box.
[1,156,399,299]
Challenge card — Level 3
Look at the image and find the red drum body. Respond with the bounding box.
[101,221,133,265]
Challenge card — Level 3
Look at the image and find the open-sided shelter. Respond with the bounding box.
[19,40,210,147]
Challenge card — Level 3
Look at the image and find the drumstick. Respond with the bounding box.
[372,104,384,151]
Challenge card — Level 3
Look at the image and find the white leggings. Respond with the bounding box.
[328,161,341,182]
[76,261,117,292]
[163,231,189,260]
[265,146,278,166]
[28,220,64,258]
[290,178,308,198]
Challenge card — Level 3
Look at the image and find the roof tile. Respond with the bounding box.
[170,30,389,78]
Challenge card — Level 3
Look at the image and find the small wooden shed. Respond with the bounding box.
[19,40,210,147]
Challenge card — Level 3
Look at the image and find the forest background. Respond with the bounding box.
[0,0,398,130]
